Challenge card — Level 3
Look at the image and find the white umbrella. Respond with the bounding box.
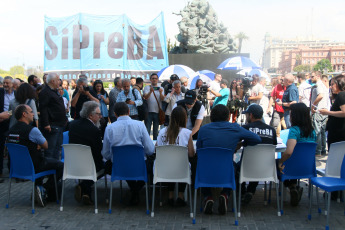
[157,65,197,81]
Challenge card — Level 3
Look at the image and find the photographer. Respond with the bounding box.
[71,77,99,119]
[208,79,230,107]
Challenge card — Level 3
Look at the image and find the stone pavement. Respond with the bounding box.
[0,156,344,230]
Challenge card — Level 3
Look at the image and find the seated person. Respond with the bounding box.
[69,101,104,205]
[278,103,316,206]
[156,106,195,206]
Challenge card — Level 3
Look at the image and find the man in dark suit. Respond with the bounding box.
[69,101,104,205]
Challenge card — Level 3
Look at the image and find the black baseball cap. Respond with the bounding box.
[170,74,179,81]
[184,90,197,105]
[242,103,263,118]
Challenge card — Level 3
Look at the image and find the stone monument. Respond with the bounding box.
[171,0,237,54]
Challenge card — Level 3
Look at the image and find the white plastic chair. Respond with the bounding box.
[60,144,106,214]
[151,145,193,218]
[238,144,281,217]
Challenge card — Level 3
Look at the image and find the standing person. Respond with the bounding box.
[278,103,316,206]
[208,79,230,107]
[108,77,122,123]
[130,76,136,87]
[196,104,261,215]
[28,75,39,89]
[194,79,203,96]
[143,73,164,140]
[39,73,68,160]
[208,73,222,107]
[70,77,99,120]
[229,80,240,123]
[7,104,63,206]
[164,80,184,126]
[319,75,345,150]
[156,106,195,206]
[297,73,311,108]
[180,76,189,92]
[12,79,21,91]
[9,83,39,128]
[310,71,329,156]
[102,102,154,205]
[248,75,264,105]
[93,80,109,137]
[267,75,286,137]
[276,73,299,129]
[0,76,15,181]
[116,78,143,120]
[258,77,270,124]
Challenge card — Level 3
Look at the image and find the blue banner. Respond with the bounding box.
[44,13,168,80]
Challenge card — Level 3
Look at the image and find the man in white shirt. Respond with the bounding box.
[102,102,154,205]
[164,80,184,125]
[297,73,311,108]
[248,75,264,105]
[208,73,222,107]
[143,73,165,140]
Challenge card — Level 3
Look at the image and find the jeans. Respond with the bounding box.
[145,112,159,140]
[312,113,328,155]
[284,110,291,129]
[42,125,64,160]
[270,111,286,137]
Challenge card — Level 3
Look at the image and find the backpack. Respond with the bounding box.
[132,88,148,121]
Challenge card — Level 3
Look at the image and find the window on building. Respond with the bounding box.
[317,52,319,56]
[334,58,336,63]
[304,60,306,64]
[343,58,345,63]
[339,58,341,63]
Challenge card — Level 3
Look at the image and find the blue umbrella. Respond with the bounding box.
[157,64,197,81]
[217,56,261,70]
[189,70,215,89]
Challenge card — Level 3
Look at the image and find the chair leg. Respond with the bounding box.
[32,181,35,214]
[337,191,341,203]
[108,182,113,214]
[238,182,242,217]
[60,180,65,211]
[268,182,272,204]
[316,186,321,213]
[145,182,149,215]
[54,174,59,204]
[199,189,202,213]
[120,180,122,203]
[159,182,162,207]
[326,191,331,230]
[233,189,238,226]
[275,183,281,216]
[104,174,109,204]
[264,181,267,205]
[343,190,345,216]
[280,182,284,215]
[189,184,193,218]
[94,181,98,214]
[308,184,313,220]
[193,189,197,224]
[6,177,12,209]
[151,184,156,217]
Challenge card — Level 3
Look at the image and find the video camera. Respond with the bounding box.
[196,82,209,99]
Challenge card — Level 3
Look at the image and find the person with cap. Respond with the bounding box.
[208,79,230,107]
[239,103,277,205]
[173,90,205,140]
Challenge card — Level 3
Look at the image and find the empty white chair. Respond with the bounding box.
[317,141,345,178]
[151,145,193,218]
[238,144,280,217]
[60,144,105,214]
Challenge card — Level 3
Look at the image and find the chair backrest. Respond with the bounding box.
[325,141,345,178]
[61,131,69,161]
[240,144,278,183]
[154,145,191,184]
[195,147,235,189]
[280,129,290,145]
[281,142,317,181]
[341,155,345,179]
[5,143,35,181]
[111,145,147,182]
[62,144,97,181]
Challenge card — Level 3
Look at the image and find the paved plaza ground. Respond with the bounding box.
[0,156,344,230]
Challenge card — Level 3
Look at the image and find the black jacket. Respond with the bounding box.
[38,85,67,128]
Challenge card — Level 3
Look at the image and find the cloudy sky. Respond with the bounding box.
[0,0,344,71]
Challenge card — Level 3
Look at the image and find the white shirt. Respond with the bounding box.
[209,80,221,93]
[298,81,311,107]
[164,92,184,116]
[156,127,192,147]
[249,83,264,105]
[143,85,164,113]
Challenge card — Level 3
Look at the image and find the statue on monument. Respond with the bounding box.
[171,0,237,54]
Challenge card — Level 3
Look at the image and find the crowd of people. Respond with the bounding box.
[0,70,344,215]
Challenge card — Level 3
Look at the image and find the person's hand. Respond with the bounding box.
[44,125,51,132]
[266,108,271,114]
[278,162,285,174]
[319,109,328,115]
[159,88,163,93]
[126,99,135,105]
[0,111,11,120]
[150,86,154,93]
[171,88,175,94]
[276,100,283,106]
[100,95,105,100]
[311,107,317,114]
[78,85,85,94]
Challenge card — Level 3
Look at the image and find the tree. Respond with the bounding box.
[235,32,249,53]
[293,64,312,72]
[313,59,333,73]
[9,65,25,75]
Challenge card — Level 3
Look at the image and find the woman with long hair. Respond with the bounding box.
[9,83,38,128]
[93,80,109,137]
[194,79,203,96]
[320,75,345,149]
[278,103,316,206]
[156,106,195,206]
[229,80,240,123]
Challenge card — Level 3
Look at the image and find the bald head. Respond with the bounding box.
[283,73,294,87]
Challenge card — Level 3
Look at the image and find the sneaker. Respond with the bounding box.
[82,194,94,205]
[35,185,46,207]
[175,198,187,207]
[203,197,214,215]
[74,185,82,203]
[243,192,253,205]
[290,187,299,206]
[218,194,228,215]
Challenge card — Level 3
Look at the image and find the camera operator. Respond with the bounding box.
[247,75,264,105]
[163,74,186,96]
[71,77,99,119]
[208,79,230,107]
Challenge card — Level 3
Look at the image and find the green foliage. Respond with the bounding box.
[294,64,312,72]
[103,81,111,89]
[9,65,25,75]
[0,69,9,75]
[313,59,333,73]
